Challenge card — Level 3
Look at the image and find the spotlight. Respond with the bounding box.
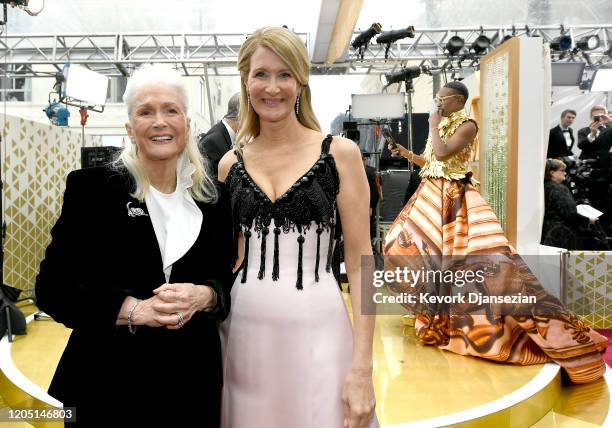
[576,35,600,51]
[0,0,44,16]
[471,35,491,54]
[383,65,430,86]
[351,22,382,50]
[43,101,70,126]
[550,34,573,52]
[376,26,415,45]
[445,36,465,56]
[376,26,416,58]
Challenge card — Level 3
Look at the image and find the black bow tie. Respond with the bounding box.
[562,129,570,133]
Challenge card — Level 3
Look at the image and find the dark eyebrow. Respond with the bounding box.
[251,67,291,74]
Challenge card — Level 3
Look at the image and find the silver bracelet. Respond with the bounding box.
[127,299,141,335]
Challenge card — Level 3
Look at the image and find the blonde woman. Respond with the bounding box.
[218,27,378,428]
[35,64,233,426]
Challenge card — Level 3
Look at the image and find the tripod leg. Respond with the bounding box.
[5,306,12,343]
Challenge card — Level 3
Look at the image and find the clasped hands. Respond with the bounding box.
[131,283,216,330]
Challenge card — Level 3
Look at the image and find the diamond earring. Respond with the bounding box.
[295,95,300,115]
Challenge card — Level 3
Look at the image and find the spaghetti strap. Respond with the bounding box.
[321,134,333,155]
[233,149,244,164]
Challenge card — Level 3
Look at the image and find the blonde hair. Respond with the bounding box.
[235,26,321,149]
[118,64,217,203]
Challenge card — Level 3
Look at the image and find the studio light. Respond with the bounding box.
[351,23,382,50]
[471,35,491,55]
[0,0,44,16]
[376,26,415,58]
[576,35,600,51]
[445,36,465,56]
[590,68,612,92]
[43,101,70,126]
[60,63,109,111]
[376,26,415,44]
[383,65,430,86]
[550,34,573,52]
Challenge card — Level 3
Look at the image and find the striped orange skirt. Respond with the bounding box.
[383,177,607,384]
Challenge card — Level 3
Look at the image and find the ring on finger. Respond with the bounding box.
[175,312,184,328]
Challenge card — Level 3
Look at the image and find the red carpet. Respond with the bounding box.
[595,329,612,367]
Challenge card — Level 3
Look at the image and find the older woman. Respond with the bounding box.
[218,27,378,428]
[35,64,233,426]
[541,158,594,249]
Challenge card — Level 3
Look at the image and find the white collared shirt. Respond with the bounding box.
[145,153,202,282]
[561,127,572,148]
[222,118,236,145]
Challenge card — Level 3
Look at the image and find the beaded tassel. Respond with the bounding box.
[326,220,335,273]
[241,229,252,283]
[258,227,269,280]
[315,226,323,282]
[296,234,305,290]
[272,226,280,281]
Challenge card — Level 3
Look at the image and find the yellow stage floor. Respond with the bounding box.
[0,297,610,427]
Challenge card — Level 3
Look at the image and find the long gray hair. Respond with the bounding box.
[118,63,217,203]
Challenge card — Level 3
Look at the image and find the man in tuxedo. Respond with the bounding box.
[578,105,611,160]
[547,109,576,159]
[198,92,240,175]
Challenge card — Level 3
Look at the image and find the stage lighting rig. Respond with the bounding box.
[0,0,43,25]
[550,34,573,52]
[471,34,491,55]
[576,35,600,51]
[376,26,415,59]
[383,65,430,88]
[351,23,382,59]
[0,0,43,15]
[445,36,465,56]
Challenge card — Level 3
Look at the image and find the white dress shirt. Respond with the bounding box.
[561,127,573,148]
[145,152,202,282]
[222,118,236,145]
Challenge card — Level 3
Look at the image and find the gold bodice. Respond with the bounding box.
[419,109,476,182]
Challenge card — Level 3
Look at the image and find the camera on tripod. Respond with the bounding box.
[564,157,597,205]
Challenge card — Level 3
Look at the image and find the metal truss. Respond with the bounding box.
[313,24,612,75]
[0,31,309,77]
[0,24,611,78]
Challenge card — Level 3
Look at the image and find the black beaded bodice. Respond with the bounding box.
[227,135,340,289]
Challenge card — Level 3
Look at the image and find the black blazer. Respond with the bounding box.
[198,121,232,176]
[578,124,611,160]
[547,125,574,158]
[35,165,233,425]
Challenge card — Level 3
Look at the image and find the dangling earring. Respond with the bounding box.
[247,93,251,110]
[295,95,300,116]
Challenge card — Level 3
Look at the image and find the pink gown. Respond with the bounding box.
[221,135,379,427]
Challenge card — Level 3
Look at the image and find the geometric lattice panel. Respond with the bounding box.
[1,114,102,294]
[566,251,612,329]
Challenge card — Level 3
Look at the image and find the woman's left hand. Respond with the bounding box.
[342,368,376,428]
[152,283,217,330]
[428,110,442,128]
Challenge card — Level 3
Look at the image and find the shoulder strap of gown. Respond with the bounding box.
[321,134,333,155]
